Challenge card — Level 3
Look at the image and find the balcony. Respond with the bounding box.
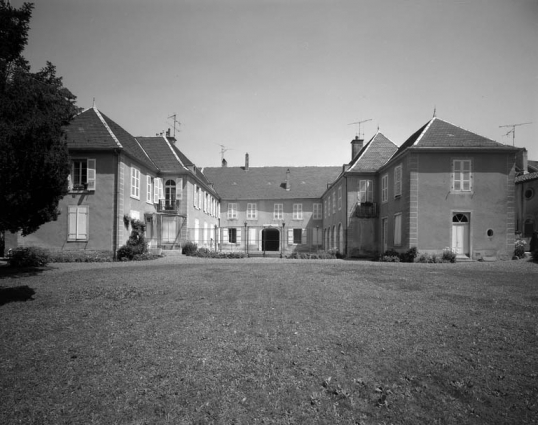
[355,202,378,218]
[157,199,180,213]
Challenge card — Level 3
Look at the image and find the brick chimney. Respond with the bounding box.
[516,148,528,174]
[245,153,249,171]
[351,136,364,159]
[285,168,291,191]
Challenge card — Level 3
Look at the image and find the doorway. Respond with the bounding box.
[262,228,280,251]
[452,213,470,257]
[162,216,177,244]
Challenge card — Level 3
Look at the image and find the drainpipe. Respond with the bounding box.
[113,148,121,259]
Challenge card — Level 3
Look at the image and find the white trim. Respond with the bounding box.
[413,117,436,147]
[93,107,123,148]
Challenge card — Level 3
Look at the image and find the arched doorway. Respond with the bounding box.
[164,179,176,209]
[262,228,280,251]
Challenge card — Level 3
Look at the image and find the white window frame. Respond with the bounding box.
[293,203,303,220]
[394,165,402,198]
[227,203,238,219]
[338,186,342,210]
[70,158,96,191]
[358,179,373,203]
[394,213,402,246]
[381,174,388,203]
[146,176,153,204]
[130,166,140,199]
[274,203,283,220]
[313,203,322,220]
[452,159,473,192]
[247,203,257,220]
[67,205,89,241]
[332,193,336,214]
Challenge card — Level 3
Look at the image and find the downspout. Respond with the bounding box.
[344,175,348,257]
[113,148,121,259]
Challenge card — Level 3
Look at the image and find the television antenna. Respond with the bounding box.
[348,118,372,138]
[216,144,233,162]
[499,122,532,146]
[167,113,181,137]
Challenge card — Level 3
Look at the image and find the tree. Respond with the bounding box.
[0,1,79,236]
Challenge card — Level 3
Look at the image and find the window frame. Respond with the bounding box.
[274,203,283,220]
[358,179,373,203]
[452,159,473,192]
[247,203,257,220]
[381,174,388,203]
[313,203,322,220]
[146,176,153,204]
[338,186,342,210]
[394,165,402,198]
[394,213,402,246]
[293,203,303,220]
[67,205,89,241]
[130,166,140,199]
[70,158,96,191]
[227,203,238,220]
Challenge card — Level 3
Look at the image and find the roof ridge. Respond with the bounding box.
[162,136,188,171]
[413,117,436,146]
[134,137,160,171]
[93,106,123,149]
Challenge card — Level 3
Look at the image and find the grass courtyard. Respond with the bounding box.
[1,257,537,424]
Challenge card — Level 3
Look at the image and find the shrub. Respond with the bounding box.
[8,247,49,267]
[401,247,418,263]
[514,240,526,259]
[117,219,148,261]
[381,255,400,262]
[48,250,114,263]
[441,248,457,263]
[182,241,198,256]
[416,253,432,263]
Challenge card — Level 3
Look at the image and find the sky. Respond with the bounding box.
[19,0,538,168]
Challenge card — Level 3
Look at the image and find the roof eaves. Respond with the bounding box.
[93,107,123,149]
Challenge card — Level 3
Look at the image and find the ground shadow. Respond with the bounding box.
[0,285,36,306]
[0,264,47,280]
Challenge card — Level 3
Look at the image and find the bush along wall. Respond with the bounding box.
[117,219,152,261]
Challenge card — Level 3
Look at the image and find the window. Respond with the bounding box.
[227,203,238,219]
[338,186,342,210]
[313,203,322,220]
[293,203,303,220]
[293,228,302,244]
[70,159,96,191]
[146,176,152,203]
[274,203,283,220]
[358,180,373,203]
[525,188,534,200]
[394,213,402,246]
[324,200,327,218]
[131,167,140,199]
[452,160,472,192]
[193,185,198,208]
[228,228,237,243]
[247,203,257,220]
[176,178,183,200]
[394,165,402,197]
[164,179,176,208]
[332,193,336,214]
[381,174,388,203]
[68,205,89,241]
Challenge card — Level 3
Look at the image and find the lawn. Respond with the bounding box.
[1,258,537,425]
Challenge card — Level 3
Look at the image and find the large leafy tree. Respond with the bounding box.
[0,1,79,236]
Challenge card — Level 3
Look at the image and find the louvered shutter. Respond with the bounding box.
[462,161,471,191]
[87,159,96,190]
[288,229,294,244]
[67,174,72,191]
[77,206,88,239]
[236,227,241,243]
[158,178,164,200]
[301,229,307,244]
[175,178,183,200]
[68,206,77,240]
[222,228,228,243]
[154,178,159,203]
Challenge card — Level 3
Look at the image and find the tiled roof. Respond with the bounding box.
[202,166,342,200]
[528,160,538,173]
[65,108,158,172]
[516,171,538,183]
[347,132,398,172]
[393,117,513,158]
[137,136,188,173]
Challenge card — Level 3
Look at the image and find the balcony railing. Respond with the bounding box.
[157,199,180,213]
[355,202,378,218]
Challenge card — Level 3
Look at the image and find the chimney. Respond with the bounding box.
[245,153,249,171]
[351,136,364,159]
[222,158,228,167]
[516,148,528,174]
[166,128,171,137]
[285,168,291,191]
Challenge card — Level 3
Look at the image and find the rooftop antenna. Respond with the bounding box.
[216,143,233,162]
[499,122,532,146]
[348,119,372,138]
[167,113,181,137]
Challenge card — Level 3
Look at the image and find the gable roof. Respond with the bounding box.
[65,107,158,172]
[347,132,398,173]
[392,117,514,158]
[202,166,342,200]
[137,136,189,173]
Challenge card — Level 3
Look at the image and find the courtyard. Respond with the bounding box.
[1,257,537,424]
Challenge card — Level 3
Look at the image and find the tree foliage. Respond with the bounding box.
[0,1,79,236]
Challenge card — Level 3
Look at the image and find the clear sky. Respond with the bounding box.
[20,0,538,168]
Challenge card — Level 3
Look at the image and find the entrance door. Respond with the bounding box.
[262,228,280,251]
[452,213,470,257]
[162,216,177,244]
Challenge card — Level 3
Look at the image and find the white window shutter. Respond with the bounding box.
[77,206,88,239]
[288,229,294,244]
[222,228,229,243]
[302,229,307,244]
[68,206,77,240]
[175,178,183,200]
[154,178,159,203]
[67,174,72,191]
[158,178,164,200]
[236,227,241,243]
[87,159,96,190]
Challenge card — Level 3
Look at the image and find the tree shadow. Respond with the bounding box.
[0,264,47,280]
[0,285,36,306]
